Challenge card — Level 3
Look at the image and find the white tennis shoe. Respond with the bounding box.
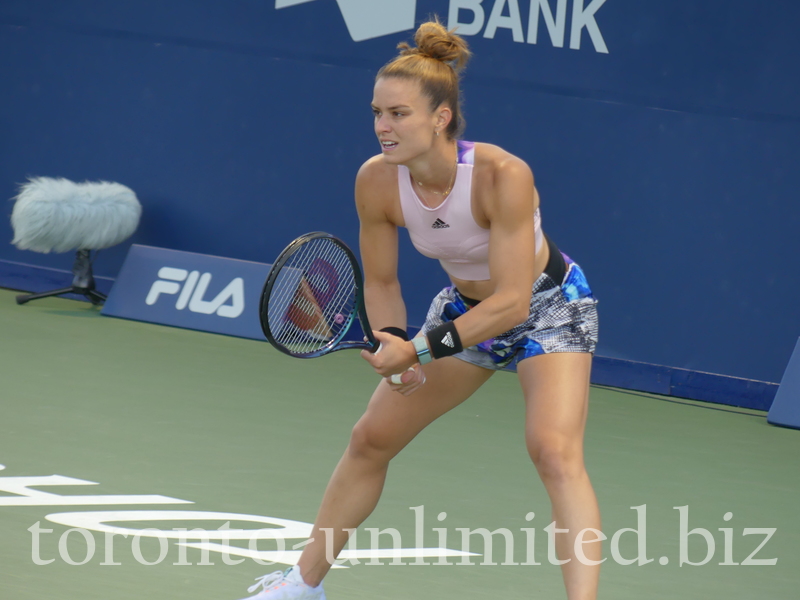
[235,566,326,600]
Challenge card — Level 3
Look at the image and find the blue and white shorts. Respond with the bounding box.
[420,249,598,372]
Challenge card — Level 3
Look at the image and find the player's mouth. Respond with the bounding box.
[380,140,398,152]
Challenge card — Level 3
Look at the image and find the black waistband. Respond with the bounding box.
[456,234,565,308]
[543,233,566,284]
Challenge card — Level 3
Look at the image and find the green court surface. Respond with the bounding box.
[1,288,798,599]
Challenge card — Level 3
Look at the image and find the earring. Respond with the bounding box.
[435,130,440,137]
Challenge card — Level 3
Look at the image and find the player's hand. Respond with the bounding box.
[361,330,417,376]
[385,363,426,396]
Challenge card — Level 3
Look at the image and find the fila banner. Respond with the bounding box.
[103,245,366,343]
[103,245,276,341]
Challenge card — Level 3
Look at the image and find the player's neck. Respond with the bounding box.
[407,140,458,197]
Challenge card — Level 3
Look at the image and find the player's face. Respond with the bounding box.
[372,77,439,164]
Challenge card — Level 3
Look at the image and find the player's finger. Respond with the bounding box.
[361,349,379,365]
[398,374,426,396]
[402,367,418,384]
[387,367,413,385]
[386,366,426,395]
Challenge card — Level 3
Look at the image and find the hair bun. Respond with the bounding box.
[398,20,471,72]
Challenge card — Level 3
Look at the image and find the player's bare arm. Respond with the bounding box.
[446,152,538,348]
[355,157,407,333]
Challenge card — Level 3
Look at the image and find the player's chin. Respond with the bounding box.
[380,145,414,165]
[380,152,403,166]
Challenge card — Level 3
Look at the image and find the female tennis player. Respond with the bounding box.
[237,19,600,600]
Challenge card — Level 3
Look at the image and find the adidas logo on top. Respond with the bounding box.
[431,218,450,229]
[441,331,455,348]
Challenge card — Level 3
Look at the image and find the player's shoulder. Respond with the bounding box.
[355,155,398,220]
[472,142,533,182]
[356,154,397,188]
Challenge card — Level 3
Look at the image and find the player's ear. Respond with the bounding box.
[435,105,452,133]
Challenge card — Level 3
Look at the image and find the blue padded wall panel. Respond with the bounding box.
[1,1,798,385]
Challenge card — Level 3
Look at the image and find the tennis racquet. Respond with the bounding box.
[259,231,381,358]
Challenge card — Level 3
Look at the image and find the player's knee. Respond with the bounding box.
[347,419,399,464]
[526,436,584,483]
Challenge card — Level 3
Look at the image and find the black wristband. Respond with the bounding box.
[380,326,409,341]
[426,321,463,359]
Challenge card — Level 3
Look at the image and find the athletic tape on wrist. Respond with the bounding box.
[426,321,463,359]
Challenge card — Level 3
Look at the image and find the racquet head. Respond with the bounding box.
[260,232,378,358]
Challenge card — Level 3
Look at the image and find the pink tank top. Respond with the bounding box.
[398,141,542,281]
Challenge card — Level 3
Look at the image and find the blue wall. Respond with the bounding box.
[1,0,798,383]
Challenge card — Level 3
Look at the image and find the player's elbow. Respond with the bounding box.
[510,304,530,329]
[498,293,530,330]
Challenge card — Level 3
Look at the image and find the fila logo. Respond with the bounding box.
[441,332,455,348]
[146,267,245,318]
[276,0,609,53]
[432,218,450,229]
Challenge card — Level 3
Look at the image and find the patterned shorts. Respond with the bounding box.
[420,253,599,372]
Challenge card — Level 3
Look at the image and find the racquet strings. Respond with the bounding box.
[268,237,357,354]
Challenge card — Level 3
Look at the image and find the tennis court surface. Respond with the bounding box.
[1,288,798,600]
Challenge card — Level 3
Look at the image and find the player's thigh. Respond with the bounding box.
[517,352,593,463]
[351,357,494,460]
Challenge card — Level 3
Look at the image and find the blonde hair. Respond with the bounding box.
[376,19,472,139]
